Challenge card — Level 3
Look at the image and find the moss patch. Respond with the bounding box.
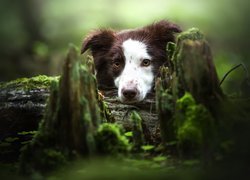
[95,123,131,155]
[174,92,216,157]
[177,28,204,42]
[0,75,59,91]
[20,145,67,174]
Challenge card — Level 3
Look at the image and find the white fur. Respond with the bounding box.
[114,39,154,103]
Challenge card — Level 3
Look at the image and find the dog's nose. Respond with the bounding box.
[122,88,138,100]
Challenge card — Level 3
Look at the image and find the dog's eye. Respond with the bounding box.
[113,61,120,68]
[141,59,151,67]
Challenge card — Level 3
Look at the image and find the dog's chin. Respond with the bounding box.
[121,99,140,104]
[119,95,145,104]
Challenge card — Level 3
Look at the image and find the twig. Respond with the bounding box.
[219,63,249,86]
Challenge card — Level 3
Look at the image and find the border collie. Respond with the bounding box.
[81,20,181,103]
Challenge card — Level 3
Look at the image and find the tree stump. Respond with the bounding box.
[173,28,224,111]
[156,28,224,164]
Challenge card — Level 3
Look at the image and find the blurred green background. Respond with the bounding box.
[0,0,249,94]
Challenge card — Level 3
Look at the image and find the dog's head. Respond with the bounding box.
[81,20,181,103]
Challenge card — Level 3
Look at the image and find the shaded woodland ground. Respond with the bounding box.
[0,29,250,179]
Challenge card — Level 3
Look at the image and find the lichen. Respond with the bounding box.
[0,75,59,91]
[95,123,131,155]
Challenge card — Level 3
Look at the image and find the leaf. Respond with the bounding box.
[124,131,133,137]
[5,137,19,142]
[141,145,155,151]
[153,156,167,162]
[18,131,37,135]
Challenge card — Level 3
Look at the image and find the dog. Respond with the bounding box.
[81,20,181,103]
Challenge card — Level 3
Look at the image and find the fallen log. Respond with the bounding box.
[0,76,54,139]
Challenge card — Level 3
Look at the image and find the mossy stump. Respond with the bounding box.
[173,28,224,111]
[156,28,222,163]
[19,45,103,174]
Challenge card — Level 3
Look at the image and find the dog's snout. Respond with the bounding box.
[122,88,138,100]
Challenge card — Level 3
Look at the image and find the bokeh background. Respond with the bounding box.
[0,0,249,94]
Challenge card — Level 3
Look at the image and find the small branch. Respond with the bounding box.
[219,63,247,86]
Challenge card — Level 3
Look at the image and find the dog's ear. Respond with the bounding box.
[159,20,182,33]
[81,29,115,54]
[147,20,182,43]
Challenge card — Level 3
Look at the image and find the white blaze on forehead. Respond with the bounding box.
[114,39,154,102]
[122,39,151,61]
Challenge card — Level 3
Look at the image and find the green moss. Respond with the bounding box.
[156,71,176,143]
[177,28,204,42]
[20,145,67,174]
[176,92,196,112]
[17,131,37,136]
[174,28,204,78]
[0,75,59,90]
[130,111,144,150]
[40,149,67,168]
[124,131,133,137]
[153,155,167,162]
[0,142,11,148]
[174,92,216,156]
[166,42,176,61]
[141,145,154,151]
[4,137,19,143]
[95,123,131,155]
[99,99,114,123]
[159,91,174,111]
